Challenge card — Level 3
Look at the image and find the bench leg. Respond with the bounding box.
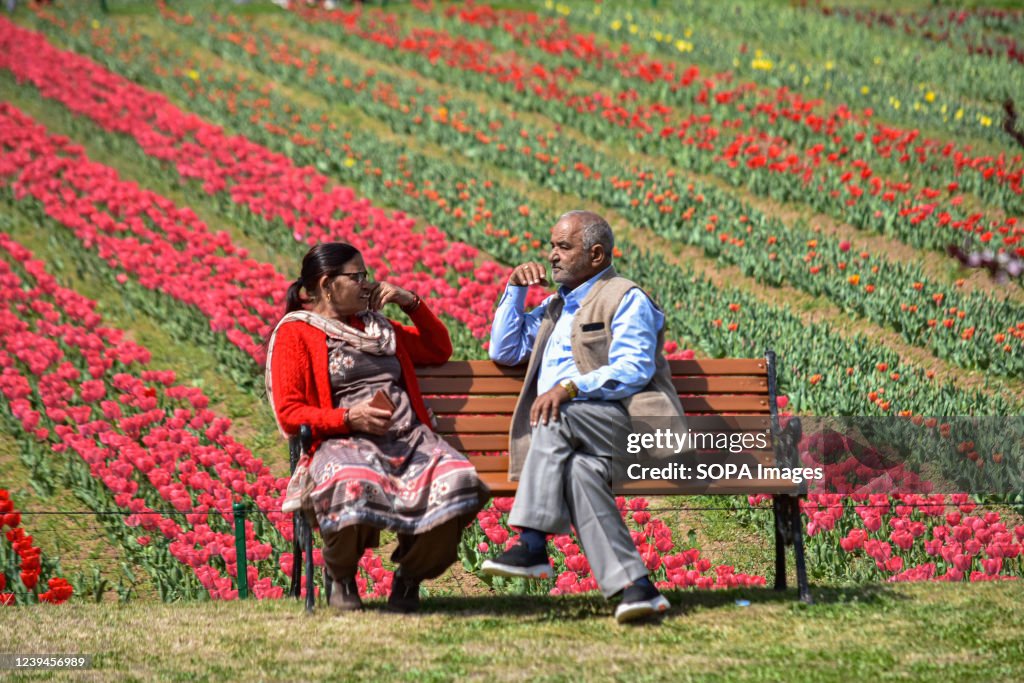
[304,518,315,613]
[772,496,787,591]
[323,566,333,605]
[787,496,813,605]
[289,514,302,599]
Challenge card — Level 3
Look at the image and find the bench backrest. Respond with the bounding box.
[418,358,797,496]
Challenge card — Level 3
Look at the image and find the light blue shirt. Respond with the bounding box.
[488,267,665,400]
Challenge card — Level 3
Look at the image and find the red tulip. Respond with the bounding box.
[952,554,973,572]
[20,570,39,590]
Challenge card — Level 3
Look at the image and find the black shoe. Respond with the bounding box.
[480,542,552,580]
[386,572,421,614]
[328,576,363,612]
[614,581,670,624]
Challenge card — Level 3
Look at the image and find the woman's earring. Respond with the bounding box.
[325,292,332,303]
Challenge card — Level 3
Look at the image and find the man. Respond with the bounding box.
[482,210,686,623]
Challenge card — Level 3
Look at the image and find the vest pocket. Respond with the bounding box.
[575,329,610,365]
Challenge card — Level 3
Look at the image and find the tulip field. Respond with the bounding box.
[1,0,1024,659]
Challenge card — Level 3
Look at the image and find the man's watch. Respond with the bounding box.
[559,379,579,399]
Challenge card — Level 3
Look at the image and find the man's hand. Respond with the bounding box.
[368,281,417,311]
[509,262,550,287]
[530,384,572,427]
[346,402,393,435]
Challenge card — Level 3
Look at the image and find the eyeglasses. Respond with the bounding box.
[335,271,370,284]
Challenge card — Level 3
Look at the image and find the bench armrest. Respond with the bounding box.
[776,417,803,470]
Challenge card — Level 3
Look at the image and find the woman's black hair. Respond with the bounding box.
[284,242,362,314]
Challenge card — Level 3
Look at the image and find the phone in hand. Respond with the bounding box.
[369,388,396,414]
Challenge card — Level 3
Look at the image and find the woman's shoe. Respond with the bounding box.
[386,572,421,613]
[329,576,363,612]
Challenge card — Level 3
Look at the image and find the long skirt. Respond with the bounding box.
[307,424,485,536]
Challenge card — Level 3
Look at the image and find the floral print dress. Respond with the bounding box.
[306,338,483,535]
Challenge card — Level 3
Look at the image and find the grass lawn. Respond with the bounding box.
[2,582,1022,682]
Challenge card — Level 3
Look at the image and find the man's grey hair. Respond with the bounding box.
[558,210,614,256]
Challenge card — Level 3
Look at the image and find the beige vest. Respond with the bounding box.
[508,268,688,479]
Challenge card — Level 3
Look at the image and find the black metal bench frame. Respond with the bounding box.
[286,350,811,610]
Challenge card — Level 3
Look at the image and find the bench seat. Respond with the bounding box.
[418,359,802,497]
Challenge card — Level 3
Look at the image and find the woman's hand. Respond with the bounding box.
[368,281,417,311]
[345,402,393,436]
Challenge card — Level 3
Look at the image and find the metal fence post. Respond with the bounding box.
[233,501,249,599]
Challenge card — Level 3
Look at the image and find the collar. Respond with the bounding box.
[557,265,614,311]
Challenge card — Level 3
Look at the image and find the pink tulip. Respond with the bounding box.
[890,530,914,551]
[952,554,973,572]
[865,539,892,562]
[555,571,578,594]
[940,567,965,582]
[883,556,903,573]
[484,526,509,545]
[863,514,882,532]
[565,554,590,574]
[981,558,1002,575]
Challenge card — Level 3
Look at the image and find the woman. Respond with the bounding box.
[266,243,486,613]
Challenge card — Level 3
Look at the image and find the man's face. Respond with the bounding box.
[549,219,600,290]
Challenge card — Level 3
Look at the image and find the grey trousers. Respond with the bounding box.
[508,401,648,598]
[321,516,464,583]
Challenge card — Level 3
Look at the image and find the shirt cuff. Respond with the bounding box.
[498,284,530,309]
[571,372,603,398]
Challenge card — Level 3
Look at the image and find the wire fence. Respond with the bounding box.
[7,498,1024,606]
[14,500,1024,515]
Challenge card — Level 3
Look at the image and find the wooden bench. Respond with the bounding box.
[289,351,810,609]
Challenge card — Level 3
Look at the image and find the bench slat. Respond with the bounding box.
[435,415,517,433]
[671,376,769,393]
[415,361,527,377]
[683,396,771,412]
[419,377,531,394]
[439,414,773,433]
[443,434,513,450]
[466,455,509,472]
[447,434,783,451]
[417,359,767,377]
[426,396,771,414]
[468,452,778,473]
[478,472,517,496]
[476,471,799,496]
[467,451,777,467]
[421,376,769,394]
[669,359,767,375]
[425,396,517,413]
[617,478,800,495]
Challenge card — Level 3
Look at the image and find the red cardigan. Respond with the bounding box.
[269,303,453,455]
